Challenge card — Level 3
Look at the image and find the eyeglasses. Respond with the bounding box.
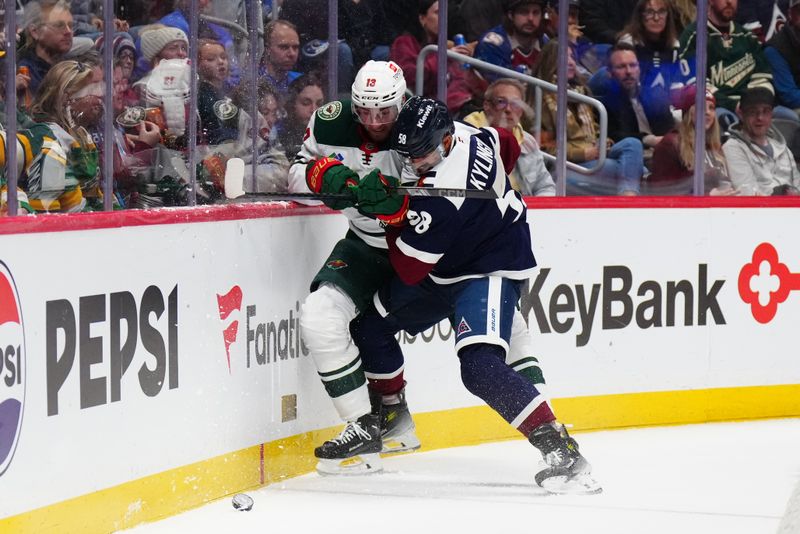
[41,20,74,32]
[489,97,523,111]
[642,8,668,20]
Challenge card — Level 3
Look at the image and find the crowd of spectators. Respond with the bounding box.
[2,0,800,215]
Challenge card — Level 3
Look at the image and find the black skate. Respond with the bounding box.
[315,413,383,475]
[371,387,421,454]
[528,422,602,495]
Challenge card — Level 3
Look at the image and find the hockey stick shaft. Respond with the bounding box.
[228,187,497,201]
[223,157,497,200]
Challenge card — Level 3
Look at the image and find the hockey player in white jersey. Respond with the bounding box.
[288,60,422,474]
[350,96,601,494]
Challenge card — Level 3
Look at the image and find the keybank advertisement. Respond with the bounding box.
[2,206,800,518]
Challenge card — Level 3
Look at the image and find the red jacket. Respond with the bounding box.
[390,34,472,114]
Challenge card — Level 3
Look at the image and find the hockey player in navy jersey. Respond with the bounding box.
[297,64,565,477]
[348,96,601,494]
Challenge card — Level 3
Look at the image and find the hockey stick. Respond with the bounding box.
[223,158,498,201]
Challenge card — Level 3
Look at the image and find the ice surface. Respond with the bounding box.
[122,419,800,534]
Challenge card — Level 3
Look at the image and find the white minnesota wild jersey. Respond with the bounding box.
[288,99,408,249]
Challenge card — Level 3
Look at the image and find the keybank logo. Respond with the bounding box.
[0,261,26,477]
[521,264,726,347]
[738,242,800,324]
[216,286,307,373]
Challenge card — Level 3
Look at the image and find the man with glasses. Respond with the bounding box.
[464,77,554,195]
[19,0,74,95]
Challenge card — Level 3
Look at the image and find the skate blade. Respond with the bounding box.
[539,473,603,495]
[316,453,383,476]
[381,433,422,454]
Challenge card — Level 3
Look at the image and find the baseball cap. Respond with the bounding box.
[739,87,775,110]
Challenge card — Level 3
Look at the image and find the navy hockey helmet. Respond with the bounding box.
[391,96,454,158]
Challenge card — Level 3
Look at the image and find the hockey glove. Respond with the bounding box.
[305,157,358,210]
[355,169,409,226]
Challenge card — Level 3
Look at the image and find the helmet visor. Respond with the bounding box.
[354,104,399,126]
[403,145,444,176]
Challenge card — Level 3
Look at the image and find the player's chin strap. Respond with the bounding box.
[223,158,499,202]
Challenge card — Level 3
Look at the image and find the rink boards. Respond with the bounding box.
[1,197,800,532]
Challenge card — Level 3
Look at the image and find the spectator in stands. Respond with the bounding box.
[94,33,138,114]
[534,41,645,195]
[616,0,682,100]
[279,73,326,159]
[279,0,356,95]
[736,0,790,42]
[579,0,638,44]
[678,0,776,126]
[544,0,603,76]
[197,38,237,145]
[158,0,239,84]
[463,78,555,195]
[723,87,800,194]
[260,20,302,95]
[133,24,188,94]
[19,0,74,95]
[671,0,697,34]
[475,0,547,78]
[593,42,674,165]
[26,60,106,212]
[131,25,191,148]
[228,81,291,193]
[765,0,800,118]
[648,84,736,194]
[390,0,474,115]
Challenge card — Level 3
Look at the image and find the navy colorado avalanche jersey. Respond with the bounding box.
[392,121,538,285]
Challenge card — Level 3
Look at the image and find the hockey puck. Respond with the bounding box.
[231,493,254,511]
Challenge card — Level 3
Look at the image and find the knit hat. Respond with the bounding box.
[675,84,715,113]
[140,26,188,62]
[95,32,136,60]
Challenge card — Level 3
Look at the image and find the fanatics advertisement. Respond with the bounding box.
[1,205,799,519]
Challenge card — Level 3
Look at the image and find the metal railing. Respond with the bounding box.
[415,44,608,175]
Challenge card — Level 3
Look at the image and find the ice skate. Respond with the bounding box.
[371,387,421,454]
[315,413,383,475]
[528,421,602,495]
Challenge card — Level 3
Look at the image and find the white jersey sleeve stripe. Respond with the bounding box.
[396,235,443,265]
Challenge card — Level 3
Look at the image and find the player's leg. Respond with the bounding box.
[507,309,548,394]
[352,279,452,453]
[453,276,600,494]
[300,236,392,474]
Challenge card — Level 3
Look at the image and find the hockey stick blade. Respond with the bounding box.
[223,158,497,201]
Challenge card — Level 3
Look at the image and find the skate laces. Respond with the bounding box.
[332,420,372,445]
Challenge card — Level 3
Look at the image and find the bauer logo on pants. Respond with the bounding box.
[0,261,26,478]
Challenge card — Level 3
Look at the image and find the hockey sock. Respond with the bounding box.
[458,343,555,437]
[351,307,406,396]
